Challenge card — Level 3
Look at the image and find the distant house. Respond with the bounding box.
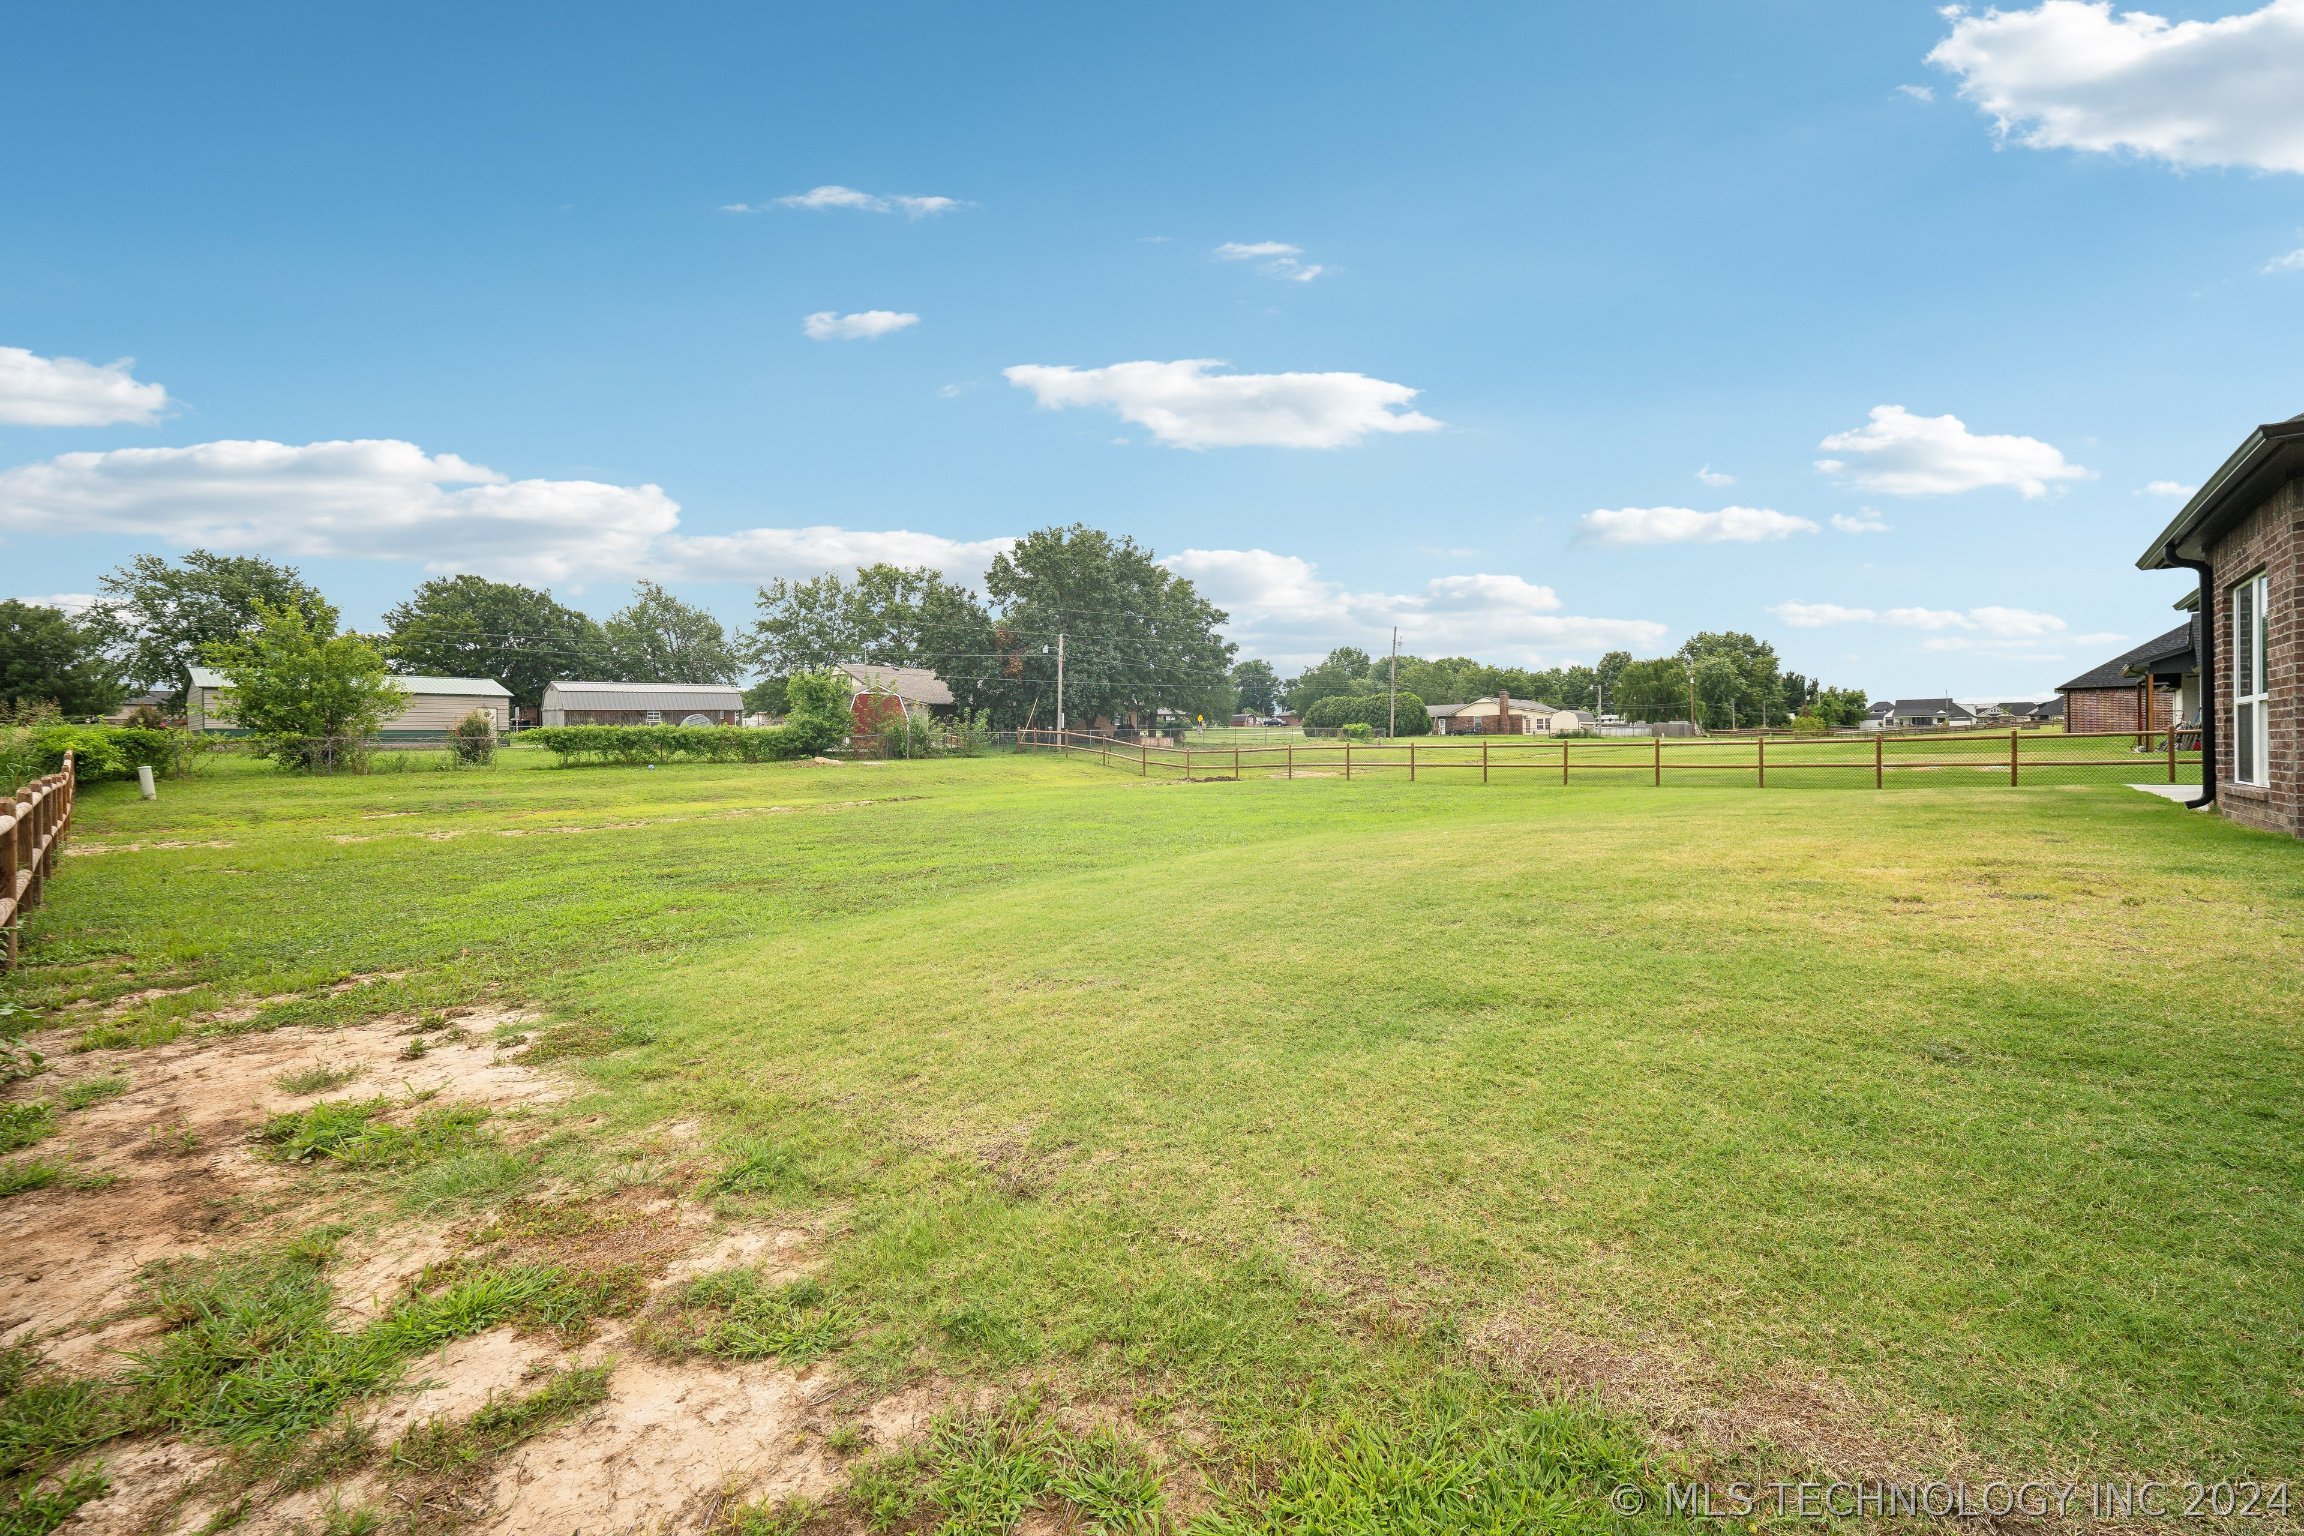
[2137,413,2297,838]
[1865,698,1979,731]
[539,681,743,727]
[186,668,511,739]
[1542,708,1597,735]
[1431,695,1554,735]
[2055,624,2196,736]
[836,663,956,721]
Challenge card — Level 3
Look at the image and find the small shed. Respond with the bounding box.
[185,668,511,739]
[540,681,744,727]
[1543,708,1597,735]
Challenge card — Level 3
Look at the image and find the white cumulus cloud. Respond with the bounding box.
[1927,0,2304,173]
[1003,359,1441,449]
[1897,82,1937,102]
[0,436,1007,589]
[1830,509,1892,534]
[1768,599,2075,651]
[0,346,174,427]
[2263,247,2304,272]
[2138,479,2198,497]
[1695,465,1736,487]
[1578,505,1819,546]
[728,185,964,216]
[1215,241,1324,282]
[802,309,920,341]
[1161,547,1664,670]
[1816,405,2090,497]
[10,592,97,615]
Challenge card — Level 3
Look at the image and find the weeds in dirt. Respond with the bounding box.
[704,1137,820,1202]
[0,1158,77,1200]
[0,1105,56,1155]
[56,1075,128,1111]
[128,1231,629,1444]
[261,1097,488,1169]
[390,1362,612,1476]
[274,1063,361,1096]
[0,1465,109,1536]
[640,1269,849,1365]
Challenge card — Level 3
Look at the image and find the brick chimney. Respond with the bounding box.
[1497,689,1510,736]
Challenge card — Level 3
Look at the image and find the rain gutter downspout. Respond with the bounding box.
[2163,543,2216,810]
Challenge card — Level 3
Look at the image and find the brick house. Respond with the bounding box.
[2055,623,2196,736]
[2137,413,2301,838]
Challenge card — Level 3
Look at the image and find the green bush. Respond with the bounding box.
[450,710,496,765]
[1301,691,1429,736]
[526,670,850,766]
[9,724,208,786]
[1339,722,1374,742]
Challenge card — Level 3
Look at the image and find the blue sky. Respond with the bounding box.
[4,0,2302,699]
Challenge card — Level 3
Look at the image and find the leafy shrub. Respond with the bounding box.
[1301,691,1430,736]
[10,724,208,786]
[449,710,496,765]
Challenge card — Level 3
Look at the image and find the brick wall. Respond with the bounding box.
[2209,475,2302,838]
[2064,685,2172,735]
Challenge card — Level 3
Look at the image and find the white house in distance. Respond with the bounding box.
[539,681,745,726]
[185,668,511,741]
[1428,696,1596,736]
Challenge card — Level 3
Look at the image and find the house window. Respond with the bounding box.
[2233,571,2270,787]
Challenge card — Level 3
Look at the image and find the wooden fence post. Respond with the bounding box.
[1561,741,1569,785]
[1482,740,1489,784]
[1140,743,1147,777]
[1345,743,1353,781]
[1409,743,1417,782]
[2010,729,2019,787]
[1653,733,1661,787]
[1875,731,1884,790]
[1286,744,1293,780]
[1233,745,1240,779]
[1757,734,1766,789]
[2167,726,2177,784]
[1185,747,1193,778]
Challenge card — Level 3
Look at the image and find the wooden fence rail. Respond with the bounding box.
[2,751,76,974]
[1009,729,2201,791]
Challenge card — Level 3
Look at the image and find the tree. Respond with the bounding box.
[745,564,999,712]
[1610,657,1691,724]
[1230,659,1281,715]
[92,550,337,702]
[603,582,744,684]
[1595,650,1633,712]
[203,603,406,771]
[1284,648,1374,714]
[0,601,126,717]
[1678,631,1786,727]
[978,526,1234,727]
[382,574,609,710]
[1813,686,1869,728]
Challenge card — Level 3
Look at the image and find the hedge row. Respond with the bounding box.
[1299,691,1431,736]
[4,724,211,788]
[519,720,844,765]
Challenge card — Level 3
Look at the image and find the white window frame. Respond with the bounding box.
[2232,571,2270,787]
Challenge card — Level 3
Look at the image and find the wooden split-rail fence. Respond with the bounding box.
[1010,729,2203,789]
[2,752,75,974]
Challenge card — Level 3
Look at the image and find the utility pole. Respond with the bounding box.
[1685,661,1699,734]
[1055,633,1066,734]
[1388,627,1399,738]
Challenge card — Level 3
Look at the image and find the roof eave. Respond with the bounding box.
[2137,418,2304,570]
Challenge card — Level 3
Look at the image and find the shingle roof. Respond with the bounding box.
[542,680,741,710]
[2056,623,2195,693]
[1885,698,1971,718]
[186,667,509,697]
[837,663,954,706]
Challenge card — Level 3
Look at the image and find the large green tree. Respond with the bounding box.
[383,575,609,710]
[0,600,126,717]
[1230,659,1281,716]
[1283,647,1374,714]
[603,581,744,684]
[746,564,999,710]
[1677,631,1787,728]
[204,603,406,771]
[978,527,1233,728]
[1611,657,1695,725]
[92,550,337,702]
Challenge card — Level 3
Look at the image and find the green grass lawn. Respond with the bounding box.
[8,748,2301,1524]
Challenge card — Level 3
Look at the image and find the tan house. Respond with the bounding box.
[2137,412,2300,838]
[185,668,510,740]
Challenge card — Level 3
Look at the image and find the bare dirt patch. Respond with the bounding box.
[0,1012,565,1361]
[61,839,235,856]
